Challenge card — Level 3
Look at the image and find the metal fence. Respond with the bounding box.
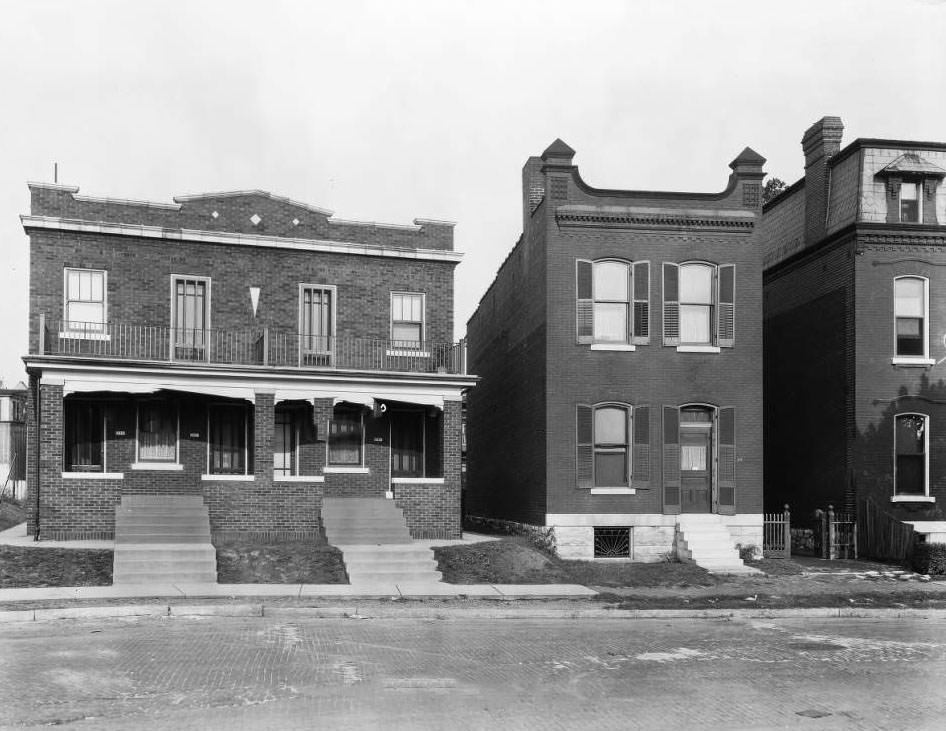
[39,317,468,375]
[817,505,857,560]
[763,505,791,558]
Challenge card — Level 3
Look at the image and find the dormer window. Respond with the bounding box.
[900,181,920,222]
[877,153,945,226]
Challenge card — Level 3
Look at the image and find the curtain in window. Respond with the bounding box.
[391,293,424,345]
[175,279,207,348]
[679,264,714,344]
[329,407,363,464]
[64,402,103,471]
[894,278,924,356]
[594,405,628,487]
[593,261,629,343]
[65,269,105,331]
[301,287,333,353]
[139,403,176,462]
[209,405,246,474]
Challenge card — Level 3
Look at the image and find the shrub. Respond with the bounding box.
[911,542,946,576]
[738,543,761,561]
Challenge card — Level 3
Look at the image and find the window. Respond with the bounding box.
[895,414,927,496]
[64,401,104,472]
[894,276,927,358]
[329,405,363,465]
[576,260,650,346]
[300,285,335,356]
[593,527,631,558]
[662,262,735,349]
[172,276,210,360]
[391,292,425,346]
[900,182,921,223]
[137,402,177,462]
[577,404,630,487]
[64,268,106,333]
[208,404,251,475]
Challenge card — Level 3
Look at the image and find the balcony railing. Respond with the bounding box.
[38,317,467,375]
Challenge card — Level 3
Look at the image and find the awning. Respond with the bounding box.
[61,380,256,403]
[274,388,444,410]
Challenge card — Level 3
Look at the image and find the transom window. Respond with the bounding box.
[391,292,425,346]
[900,182,921,223]
[64,268,106,332]
[329,405,364,465]
[895,413,927,496]
[894,276,927,358]
[679,263,715,345]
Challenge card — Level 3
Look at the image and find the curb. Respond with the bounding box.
[2,603,946,623]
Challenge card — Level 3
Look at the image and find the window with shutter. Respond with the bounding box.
[662,264,680,346]
[718,406,736,514]
[632,262,650,345]
[662,405,681,513]
[632,405,650,486]
[576,404,593,487]
[576,260,593,344]
[718,265,735,348]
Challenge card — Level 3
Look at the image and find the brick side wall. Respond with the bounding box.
[25,375,38,535]
[826,149,861,236]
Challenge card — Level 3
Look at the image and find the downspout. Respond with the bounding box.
[33,376,40,541]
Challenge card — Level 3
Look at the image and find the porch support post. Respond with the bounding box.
[254,392,275,484]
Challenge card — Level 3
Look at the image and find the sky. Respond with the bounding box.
[1,0,945,387]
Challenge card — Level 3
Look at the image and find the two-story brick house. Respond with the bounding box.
[762,117,946,543]
[22,183,473,580]
[465,140,765,570]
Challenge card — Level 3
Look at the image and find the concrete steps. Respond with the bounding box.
[322,497,442,584]
[113,496,217,585]
[676,514,760,575]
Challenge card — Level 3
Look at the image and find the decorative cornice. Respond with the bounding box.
[555,204,756,231]
[20,215,463,264]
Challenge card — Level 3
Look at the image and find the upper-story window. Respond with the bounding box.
[391,292,425,347]
[894,413,928,498]
[662,262,735,351]
[299,285,335,361]
[893,276,928,360]
[575,259,650,348]
[900,182,921,223]
[64,268,107,334]
[172,275,210,361]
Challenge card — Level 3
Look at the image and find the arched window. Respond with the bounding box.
[662,262,735,349]
[576,403,633,487]
[894,413,927,496]
[575,259,650,346]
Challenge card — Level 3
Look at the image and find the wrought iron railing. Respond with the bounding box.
[38,316,467,375]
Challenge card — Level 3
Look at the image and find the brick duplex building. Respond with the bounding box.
[465,140,766,567]
[22,184,473,543]
[762,117,946,542]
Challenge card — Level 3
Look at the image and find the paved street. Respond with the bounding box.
[1,615,944,730]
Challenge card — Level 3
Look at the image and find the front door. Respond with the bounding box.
[680,422,712,513]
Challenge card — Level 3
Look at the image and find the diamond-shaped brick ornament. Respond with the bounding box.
[211,210,219,219]
[250,213,261,226]
[292,218,300,226]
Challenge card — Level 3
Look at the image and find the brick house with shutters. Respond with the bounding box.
[22,183,474,547]
[762,117,946,543]
[465,140,766,565]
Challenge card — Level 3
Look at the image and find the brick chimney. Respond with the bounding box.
[522,156,545,230]
[801,116,844,245]
[522,139,576,230]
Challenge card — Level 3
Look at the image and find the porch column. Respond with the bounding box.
[442,398,462,536]
[34,380,64,539]
[253,392,275,485]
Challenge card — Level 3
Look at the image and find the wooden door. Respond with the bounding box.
[680,427,712,513]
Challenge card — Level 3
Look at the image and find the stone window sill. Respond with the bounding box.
[590,487,636,495]
[891,357,935,367]
[391,477,445,485]
[131,462,183,471]
[323,466,370,474]
[273,474,325,483]
[201,474,254,482]
[891,494,935,503]
[62,471,124,480]
[677,345,721,354]
[590,343,635,352]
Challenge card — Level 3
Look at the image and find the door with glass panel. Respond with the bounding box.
[299,286,334,366]
[273,408,297,477]
[172,276,209,361]
[680,406,713,513]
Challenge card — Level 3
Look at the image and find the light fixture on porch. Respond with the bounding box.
[250,287,260,317]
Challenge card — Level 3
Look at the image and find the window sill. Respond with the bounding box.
[391,477,445,485]
[59,331,110,341]
[201,474,254,481]
[891,357,935,367]
[62,471,124,480]
[891,495,935,503]
[676,345,721,353]
[323,466,370,474]
[131,462,183,471]
[273,474,325,483]
[590,343,635,352]
[385,349,430,358]
[590,487,636,495]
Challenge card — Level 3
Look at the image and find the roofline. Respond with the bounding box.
[171,189,335,217]
[830,138,946,168]
[21,215,463,264]
[761,176,805,213]
[570,167,743,202]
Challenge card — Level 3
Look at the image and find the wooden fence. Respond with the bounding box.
[857,498,915,562]
[763,505,791,558]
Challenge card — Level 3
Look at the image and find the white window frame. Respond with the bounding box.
[591,259,631,347]
[326,406,366,469]
[677,261,717,351]
[892,276,933,365]
[63,399,108,473]
[893,412,933,502]
[388,291,427,355]
[591,402,632,491]
[132,401,182,470]
[298,283,337,357]
[170,274,212,359]
[62,268,109,339]
[899,181,923,223]
[204,402,251,478]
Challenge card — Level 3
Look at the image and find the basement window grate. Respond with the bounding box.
[594,527,630,558]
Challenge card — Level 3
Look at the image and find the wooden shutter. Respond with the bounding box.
[662,405,681,513]
[662,263,679,346]
[631,261,650,345]
[718,406,736,515]
[632,405,650,487]
[576,260,593,344]
[576,404,593,488]
[717,264,735,348]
